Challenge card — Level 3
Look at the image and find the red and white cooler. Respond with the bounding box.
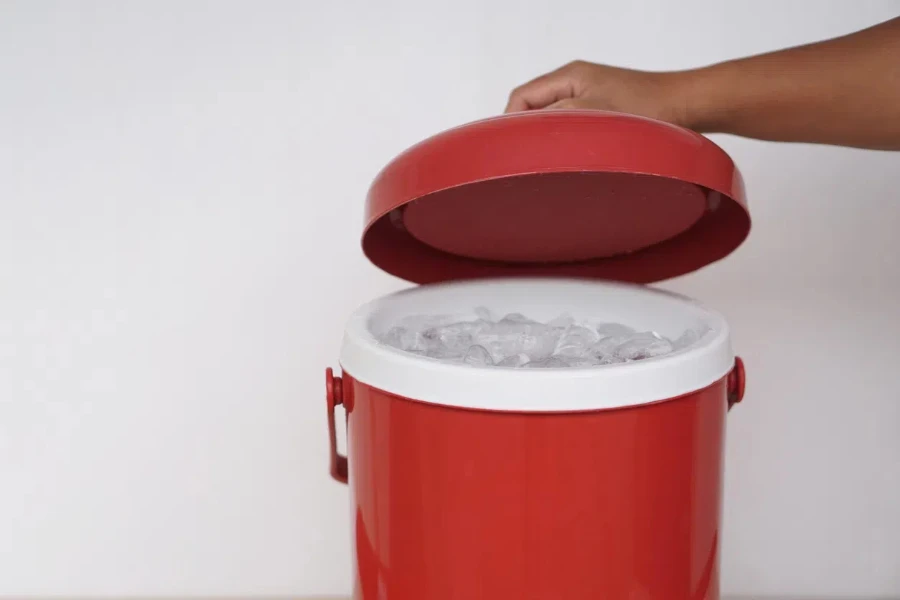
[325,110,751,600]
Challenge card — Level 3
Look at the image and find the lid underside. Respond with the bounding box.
[403,172,708,263]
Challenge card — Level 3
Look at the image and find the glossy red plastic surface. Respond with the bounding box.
[325,368,348,484]
[728,356,746,408]
[342,373,730,600]
[363,110,750,284]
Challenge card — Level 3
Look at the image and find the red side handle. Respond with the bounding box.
[325,367,348,484]
[727,356,746,410]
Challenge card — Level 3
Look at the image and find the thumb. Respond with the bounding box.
[545,97,597,110]
[505,69,577,113]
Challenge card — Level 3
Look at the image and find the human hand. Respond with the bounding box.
[505,60,691,128]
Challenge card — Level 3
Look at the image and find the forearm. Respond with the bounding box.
[678,18,900,150]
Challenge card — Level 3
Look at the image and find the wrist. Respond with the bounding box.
[665,65,731,133]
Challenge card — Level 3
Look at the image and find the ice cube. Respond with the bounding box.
[555,325,601,357]
[480,336,550,363]
[381,326,423,352]
[589,335,627,360]
[597,355,628,365]
[497,353,529,368]
[498,312,536,325]
[523,356,570,369]
[474,306,493,321]
[547,313,576,328]
[557,355,601,368]
[595,322,637,338]
[475,317,561,362]
[614,332,674,361]
[463,345,493,367]
[420,320,487,357]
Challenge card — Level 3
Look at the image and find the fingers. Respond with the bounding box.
[545,97,593,110]
[505,63,581,113]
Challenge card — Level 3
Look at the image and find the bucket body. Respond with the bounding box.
[328,278,745,600]
[345,376,727,600]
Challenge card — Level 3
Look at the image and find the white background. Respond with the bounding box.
[1,1,899,597]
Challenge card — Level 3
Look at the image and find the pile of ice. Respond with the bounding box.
[377,308,705,368]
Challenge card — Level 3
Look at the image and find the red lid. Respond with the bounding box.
[363,110,749,284]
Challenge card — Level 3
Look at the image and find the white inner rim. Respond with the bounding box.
[339,278,733,412]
